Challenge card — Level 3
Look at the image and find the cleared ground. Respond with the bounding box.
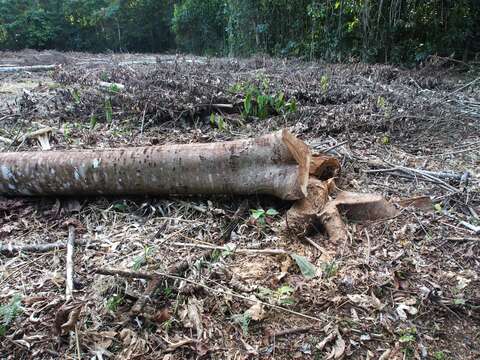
[0,50,479,359]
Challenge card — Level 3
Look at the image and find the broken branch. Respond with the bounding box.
[0,238,94,256]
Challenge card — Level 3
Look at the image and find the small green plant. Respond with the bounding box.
[433,351,447,360]
[377,96,386,109]
[163,318,173,333]
[100,72,109,81]
[209,113,226,130]
[320,75,329,94]
[108,84,121,94]
[132,246,153,271]
[89,115,97,129]
[0,294,22,337]
[377,96,391,118]
[63,123,72,141]
[257,284,294,305]
[250,208,279,225]
[380,135,390,145]
[291,254,317,279]
[72,88,81,104]
[396,327,417,360]
[163,286,174,298]
[322,261,338,278]
[232,312,252,336]
[104,97,113,122]
[233,81,297,119]
[105,294,123,312]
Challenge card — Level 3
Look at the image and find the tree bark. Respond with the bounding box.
[0,129,310,200]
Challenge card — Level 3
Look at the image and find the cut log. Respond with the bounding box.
[0,65,57,73]
[0,129,310,200]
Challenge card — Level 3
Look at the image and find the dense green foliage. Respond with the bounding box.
[1,0,479,63]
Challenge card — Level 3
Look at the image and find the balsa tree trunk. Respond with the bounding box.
[0,129,310,200]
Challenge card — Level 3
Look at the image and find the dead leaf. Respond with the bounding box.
[54,302,83,335]
[396,303,418,321]
[327,330,346,359]
[245,298,265,321]
[152,307,171,323]
[186,297,203,338]
[316,332,336,350]
[347,294,384,310]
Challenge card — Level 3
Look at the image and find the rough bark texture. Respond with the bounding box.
[0,129,310,200]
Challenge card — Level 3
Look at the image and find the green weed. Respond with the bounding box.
[105,294,123,312]
[0,295,22,337]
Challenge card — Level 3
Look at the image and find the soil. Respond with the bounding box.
[0,50,479,359]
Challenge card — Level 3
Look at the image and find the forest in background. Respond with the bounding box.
[0,0,479,64]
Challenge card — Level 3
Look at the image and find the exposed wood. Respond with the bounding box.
[65,225,76,301]
[286,177,333,236]
[0,129,310,200]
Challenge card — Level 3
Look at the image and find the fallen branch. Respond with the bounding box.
[0,238,94,256]
[171,242,289,255]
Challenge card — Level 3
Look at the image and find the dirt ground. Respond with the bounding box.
[0,50,479,359]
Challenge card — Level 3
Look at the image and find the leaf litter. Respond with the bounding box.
[0,50,479,359]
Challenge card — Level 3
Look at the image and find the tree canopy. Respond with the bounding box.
[1,0,479,64]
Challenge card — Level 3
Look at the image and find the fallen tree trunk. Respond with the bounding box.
[0,129,310,200]
[0,64,57,73]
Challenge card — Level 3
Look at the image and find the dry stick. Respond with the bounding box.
[0,239,94,255]
[96,268,324,322]
[365,167,459,192]
[304,237,324,253]
[129,249,212,315]
[271,325,315,338]
[170,242,289,255]
[446,237,480,242]
[65,225,81,360]
[65,225,76,301]
[220,200,248,243]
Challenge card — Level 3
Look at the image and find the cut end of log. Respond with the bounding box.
[310,154,341,180]
[280,129,311,200]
